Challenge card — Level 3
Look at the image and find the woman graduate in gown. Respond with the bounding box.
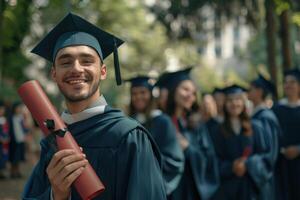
[272,69,300,200]
[211,85,273,200]
[165,68,220,200]
[126,75,185,195]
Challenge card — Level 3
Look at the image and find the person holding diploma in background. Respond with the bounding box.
[211,85,272,200]
[272,69,300,200]
[22,13,166,200]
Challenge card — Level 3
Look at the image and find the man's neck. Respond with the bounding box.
[66,94,100,114]
[287,96,300,104]
[253,98,264,108]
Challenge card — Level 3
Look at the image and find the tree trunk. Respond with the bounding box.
[280,10,292,71]
[0,0,3,87]
[265,0,278,99]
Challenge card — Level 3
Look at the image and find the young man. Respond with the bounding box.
[272,69,300,200]
[248,74,280,200]
[22,13,166,200]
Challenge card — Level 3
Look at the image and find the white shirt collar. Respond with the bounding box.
[279,98,300,108]
[61,95,108,125]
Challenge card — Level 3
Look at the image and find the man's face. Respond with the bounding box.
[51,45,106,102]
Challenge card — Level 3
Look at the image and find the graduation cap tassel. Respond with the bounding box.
[113,38,122,85]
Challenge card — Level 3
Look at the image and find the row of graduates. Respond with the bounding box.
[125,67,300,200]
[0,101,32,179]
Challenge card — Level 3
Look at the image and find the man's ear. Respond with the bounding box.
[51,66,57,82]
[100,64,107,80]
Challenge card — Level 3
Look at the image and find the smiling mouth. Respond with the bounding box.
[65,79,88,85]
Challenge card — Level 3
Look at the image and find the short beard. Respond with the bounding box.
[60,79,101,103]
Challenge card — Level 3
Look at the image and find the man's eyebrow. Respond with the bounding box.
[56,53,73,60]
[78,53,96,58]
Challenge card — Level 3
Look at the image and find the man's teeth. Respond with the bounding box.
[68,80,85,84]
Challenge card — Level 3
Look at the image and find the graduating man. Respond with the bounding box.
[272,69,300,200]
[22,13,166,200]
[248,75,280,200]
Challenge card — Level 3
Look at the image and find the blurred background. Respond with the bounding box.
[1,0,300,199]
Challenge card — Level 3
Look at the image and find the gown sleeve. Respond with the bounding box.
[151,115,184,195]
[22,140,53,200]
[115,127,167,200]
[183,126,220,200]
[245,121,273,189]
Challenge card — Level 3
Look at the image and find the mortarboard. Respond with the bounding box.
[212,87,225,95]
[155,67,193,91]
[223,84,247,95]
[31,13,124,85]
[284,68,300,83]
[251,74,276,95]
[125,76,154,91]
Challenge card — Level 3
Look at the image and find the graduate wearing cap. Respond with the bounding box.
[164,68,220,200]
[211,85,273,200]
[22,13,166,200]
[248,75,281,200]
[272,69,300,200]
[126,75,184,195]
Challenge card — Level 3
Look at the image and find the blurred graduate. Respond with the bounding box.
[248,75,280,199]
[272,69,300,200]
[211,85,273,200]
[164,68,219,200]
[126,75,184,195]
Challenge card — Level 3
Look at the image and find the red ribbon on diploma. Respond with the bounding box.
[242,146,252,159]
[18,80,105,200]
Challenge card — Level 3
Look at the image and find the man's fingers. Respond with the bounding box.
[58,159,88,179]
[47,149,75,170]
[63,167,85,188]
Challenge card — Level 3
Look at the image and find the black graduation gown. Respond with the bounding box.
[252,108,280,200]
[272,104,300,200]
[168,118,220,200]
[22,106,167,200]
[211,120,271,200]
[141,113,184,195]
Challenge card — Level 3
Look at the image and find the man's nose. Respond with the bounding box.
[71,60,84,72]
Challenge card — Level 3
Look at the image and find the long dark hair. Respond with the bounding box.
[166,80,198,117]
[221,96,252,137]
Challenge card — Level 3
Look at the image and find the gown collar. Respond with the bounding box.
[61,95,108,125]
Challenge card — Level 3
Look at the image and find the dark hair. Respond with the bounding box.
[251,83,269,100]
[221,96,252,137]
[166,80,198,117]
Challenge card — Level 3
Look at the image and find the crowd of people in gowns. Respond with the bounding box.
[1,66,300,200]
[124,67,300,200]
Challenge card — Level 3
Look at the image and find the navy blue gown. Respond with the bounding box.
[136,112,185,195]
[22,107,167,200]
[168,118,220,200]
[252,108,280,200]
[211,120,272,200]
[272,103,300,200]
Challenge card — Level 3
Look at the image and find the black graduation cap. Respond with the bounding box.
[251,74,276,95]
[155,67,193,90]
[212,87,225,95]
[125,76,154,91]
[31,12,124,85]
[223,84,247,95]
[284,68,300,82]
